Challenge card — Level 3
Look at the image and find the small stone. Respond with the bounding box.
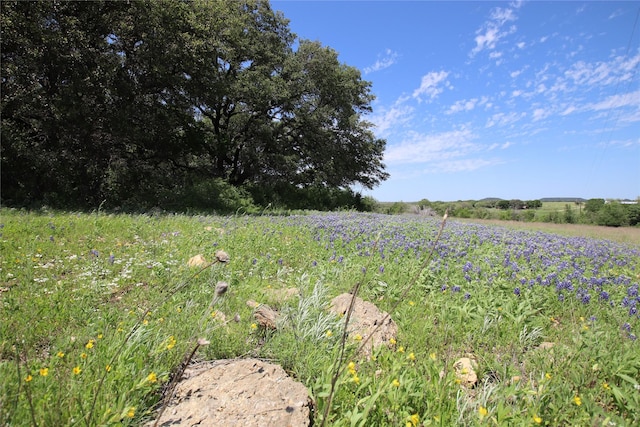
[187,254,207,267]
[454,357,478,388]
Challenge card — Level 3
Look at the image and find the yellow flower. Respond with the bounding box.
[408,300,415,306]
[478,406,488,418]
[81,352,87,359]
[325,330,333,338]
[250,323,258,330]
[408,413,420,426]
[166,336,176,350]
[602,382,610,390]
[39,367,49,377]
[25,374,33,382]
[97,334,103,339]
[86,340,95,349]
[392,379,400,387]
[352,375,360,385]
[407,352,416,361]
[354,334,362,341]
[56,351,65,358]
[106,365,112,372]
[397,346,405,353]
[429,352,437,361]
[147,372,157,383]
[126,407,135,418]
[573,395,582,406]
[389,337,397,345]
[545,372,552,380]
[73,366,81,375]
[533,414,542,424]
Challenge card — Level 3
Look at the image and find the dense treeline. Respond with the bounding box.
[1,0,387,212]
[382,198,640,227]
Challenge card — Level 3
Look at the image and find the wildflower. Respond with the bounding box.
[86,339,95,349]
[407,352,416,362]
[97,334,103,339]
[214,281,228,297]
[147,372,157,383]
[389,338,397,345]
[25,374,33,382]
[602,382,610,390]
[106,365,112,372]
[352,375,360,385]
[573,395,582,406]
[533,414,542,424]
[429,352,437,361]
[408,300,415,306]
[56,351,64,358]
[127,407,135,418]
[39,367,49,377]
[407,413,420,427]
[215,250,229,263]
[397,346,405,353]
[250,323,258,330]
[354,334,362,341]
[81,352,87,360]
[166,336,176,350]
[73,366,81,375]
[392,379,400,387]
[347,361,357,375]
[478,406,488,418]
[545,373,552,380]
[325,330,333,338]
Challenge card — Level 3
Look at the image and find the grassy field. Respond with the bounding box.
[456,218,640,246]
[1,209,639,426]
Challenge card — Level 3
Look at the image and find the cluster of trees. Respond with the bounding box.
[383,198,640,227]
[1,0,388,212]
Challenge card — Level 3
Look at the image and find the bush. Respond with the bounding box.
[596,202,629,227]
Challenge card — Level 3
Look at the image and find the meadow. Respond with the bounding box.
[1,209,639,426]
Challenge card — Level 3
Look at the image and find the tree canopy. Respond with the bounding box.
[1,0,388,210]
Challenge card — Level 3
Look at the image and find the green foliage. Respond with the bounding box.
[1,0,387,211]
[596,202,629,227]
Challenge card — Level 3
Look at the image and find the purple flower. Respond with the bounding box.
[514,287,521,297]
[464,292,471,300]
[379,265,385,273]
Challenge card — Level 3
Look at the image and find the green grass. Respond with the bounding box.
[1,209,639,426]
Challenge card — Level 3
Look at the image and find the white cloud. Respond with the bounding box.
[447,98,480,114]
[564,53,640,87]
[587,90,640,111]
[532,108,551,121]
[428,158,504,173]
[516,41,526,49]
[486,111,523,128]
[364,49,399,74]
[370,103,414,134]
[384,128,477,165]
[470,5,519,57]
[412,71,451,101]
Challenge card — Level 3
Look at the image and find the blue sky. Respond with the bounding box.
[272,1,640,202]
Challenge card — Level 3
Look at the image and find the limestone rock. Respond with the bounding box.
[153,359,310,427]
[329,293,398,358]
[454,357,478,388]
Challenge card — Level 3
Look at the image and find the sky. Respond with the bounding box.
[271,1,640,202]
